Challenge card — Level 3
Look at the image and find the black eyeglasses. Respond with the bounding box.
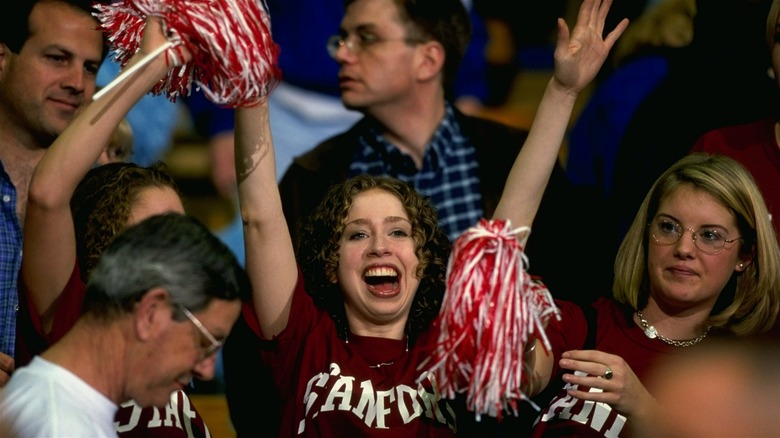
[648,217,742,254]
[180,307,223,360]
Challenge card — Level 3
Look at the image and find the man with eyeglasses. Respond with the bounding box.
[276,0,597,306]
[0,213,250,437]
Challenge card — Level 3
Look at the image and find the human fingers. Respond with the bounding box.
[555,17,570,51]
[0,352,14,387]
[578,0,629,50]
[574,0,597,29]
[565,364,651,418]
[560,352,648,415]
[561,348,614,363]
[591,0,630,50]
[141,16,166,49]
[554,1,622,86]
[559,360,622,407]
[595,0,611,34]
[604,17,629,50]
[560,351,615,378]
[140,16,193,67]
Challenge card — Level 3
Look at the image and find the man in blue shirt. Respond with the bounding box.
[0,0,105,385]
[280,0,515,243]
[277,0,583,276]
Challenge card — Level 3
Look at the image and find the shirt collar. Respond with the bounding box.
[362,103,460,174]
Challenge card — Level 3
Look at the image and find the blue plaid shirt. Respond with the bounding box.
[0,161,21,357]
[349,104,483,241]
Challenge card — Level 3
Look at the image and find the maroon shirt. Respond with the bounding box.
[244,269,457,437]
[531,298,675,437]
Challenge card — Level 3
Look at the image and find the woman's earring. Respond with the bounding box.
[739,262,745,269]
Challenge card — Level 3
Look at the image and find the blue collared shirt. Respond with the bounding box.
[349,104,483,241]
[0,161,22,357]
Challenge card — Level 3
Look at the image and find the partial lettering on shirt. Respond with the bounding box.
[298,362,457,434]
[534,371,626,437]
[114,390,209,438]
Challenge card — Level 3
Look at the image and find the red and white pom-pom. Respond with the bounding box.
[420,219,559,421]
[94,0,281,107]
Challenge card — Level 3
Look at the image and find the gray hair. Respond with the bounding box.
[84,213,250,319]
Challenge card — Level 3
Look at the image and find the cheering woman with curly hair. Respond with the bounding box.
[231,0,626,435]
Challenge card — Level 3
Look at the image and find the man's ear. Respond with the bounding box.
[415,40,445,83]
[134,287,171,342]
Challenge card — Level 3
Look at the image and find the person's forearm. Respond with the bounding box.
[235,104,297,338]
[493,78,577,228]
[32,42,173,206]
[24,24,177,318]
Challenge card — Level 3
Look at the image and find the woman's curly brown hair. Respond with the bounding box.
[71,162,179,281]
[297,175,451,342]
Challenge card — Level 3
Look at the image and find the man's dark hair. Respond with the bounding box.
[395,0,471,98]
[0,0,108,58]
[343,0,471,99]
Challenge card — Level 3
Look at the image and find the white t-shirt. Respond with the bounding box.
[0,356,118,437]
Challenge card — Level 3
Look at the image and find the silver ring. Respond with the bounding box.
[603,366,613,380]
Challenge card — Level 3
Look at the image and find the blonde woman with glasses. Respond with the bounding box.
[527,152,780,436]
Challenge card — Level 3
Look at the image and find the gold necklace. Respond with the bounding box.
[635,310,711,347]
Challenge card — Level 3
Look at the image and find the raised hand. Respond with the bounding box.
[553,0,628,95]
[138,15,192,67]
[492,0,627,242]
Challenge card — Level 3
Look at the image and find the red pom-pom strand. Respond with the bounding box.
[95,0,281,107]
[420,219,560,421]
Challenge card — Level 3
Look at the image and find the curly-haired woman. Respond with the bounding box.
[232,0,626,435]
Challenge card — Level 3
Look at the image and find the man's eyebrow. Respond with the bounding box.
[39,43,67,54]
[340,23,379,34]
[43,44,102,65]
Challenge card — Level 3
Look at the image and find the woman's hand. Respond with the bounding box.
[552,0,628,95]
[559,349,657,419]
[138,15,193,68]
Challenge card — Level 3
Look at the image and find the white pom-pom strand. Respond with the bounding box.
[94,0,281,107]
[419,219,560,420]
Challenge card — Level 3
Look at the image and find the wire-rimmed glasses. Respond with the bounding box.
[648,217,742,254]
[180,307,223,360]
[326,31,424,59]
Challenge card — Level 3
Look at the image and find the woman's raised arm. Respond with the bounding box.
[22,18,189,325]
[493,0,627,394]
[234,102,298,338]
[493,0,627,231]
